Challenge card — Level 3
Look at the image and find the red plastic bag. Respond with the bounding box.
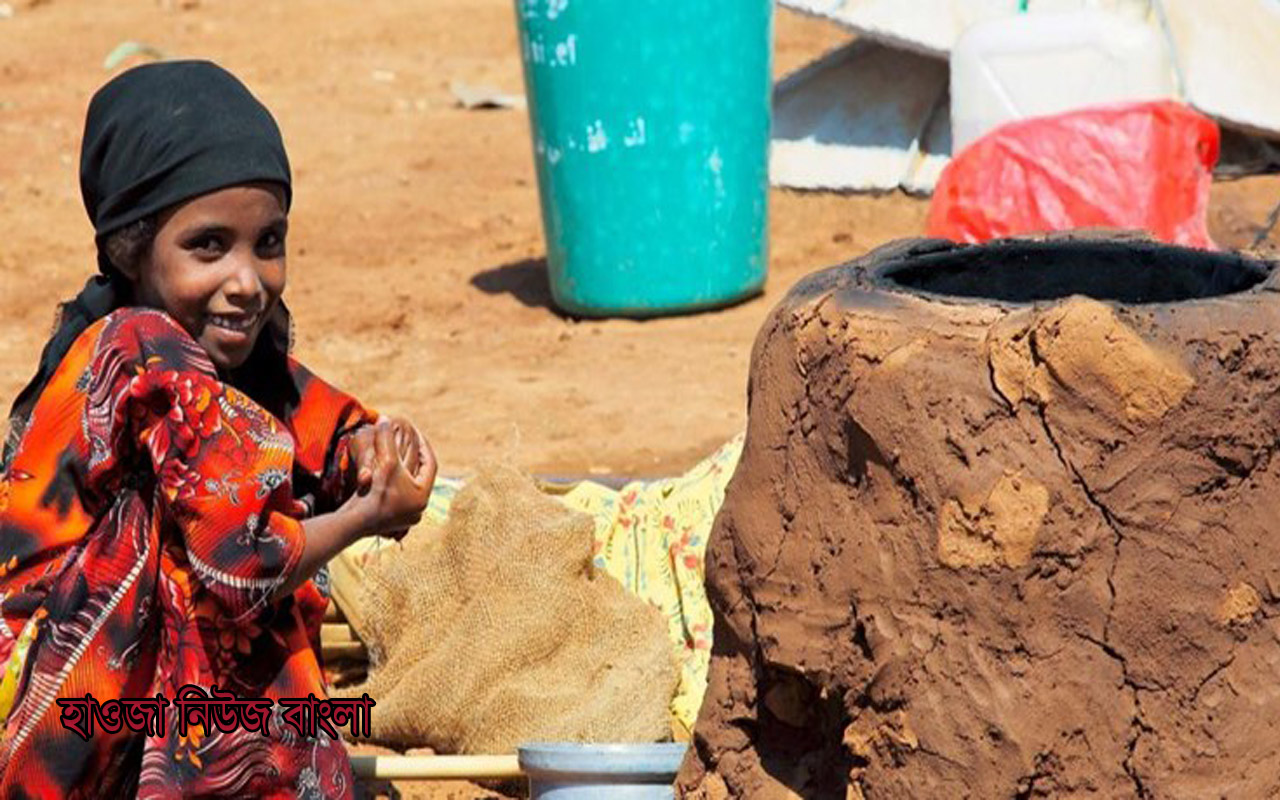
[927,101,1220,249]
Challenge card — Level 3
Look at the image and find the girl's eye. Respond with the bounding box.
[184,233,226,257]
[257,229,285,257]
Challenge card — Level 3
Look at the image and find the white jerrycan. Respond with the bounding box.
[950,3,1177,152]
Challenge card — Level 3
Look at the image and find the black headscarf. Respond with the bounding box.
[4,60,295,466]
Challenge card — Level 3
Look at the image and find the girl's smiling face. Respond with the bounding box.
[123,183,288,370]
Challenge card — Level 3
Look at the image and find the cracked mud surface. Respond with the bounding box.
[679,237,1280,799]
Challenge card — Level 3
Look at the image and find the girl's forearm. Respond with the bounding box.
[272,505,371,601]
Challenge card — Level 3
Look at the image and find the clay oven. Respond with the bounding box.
[680,237,1280,798]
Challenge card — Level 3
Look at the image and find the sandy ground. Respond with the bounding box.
[2,1,1279,796]
[3,0,1272,481]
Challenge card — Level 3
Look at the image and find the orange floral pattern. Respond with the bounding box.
[0,308,376,798]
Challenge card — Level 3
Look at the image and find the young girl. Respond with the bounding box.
[0,61,434,797]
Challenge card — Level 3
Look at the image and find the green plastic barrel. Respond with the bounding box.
[515,0,773,317]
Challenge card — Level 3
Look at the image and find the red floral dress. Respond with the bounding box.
[0,308,377,798]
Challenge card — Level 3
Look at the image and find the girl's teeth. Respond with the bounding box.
[210,315,255,332]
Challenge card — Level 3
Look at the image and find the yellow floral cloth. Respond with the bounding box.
[411,435,743,738]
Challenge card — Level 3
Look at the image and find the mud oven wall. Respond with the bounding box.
[678,238,1280,800]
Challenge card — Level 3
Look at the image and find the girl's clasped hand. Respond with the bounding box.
[345,417,436,540]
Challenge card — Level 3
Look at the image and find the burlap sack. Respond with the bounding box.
[351,463,677,753]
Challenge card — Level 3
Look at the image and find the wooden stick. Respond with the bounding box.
[321,641,367,661]
[349,754,523,780]
[1252,195,1280,249]
[321,623,357,646]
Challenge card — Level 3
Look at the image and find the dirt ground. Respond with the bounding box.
[2,1,1279,795]
[3,0,1273,481]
